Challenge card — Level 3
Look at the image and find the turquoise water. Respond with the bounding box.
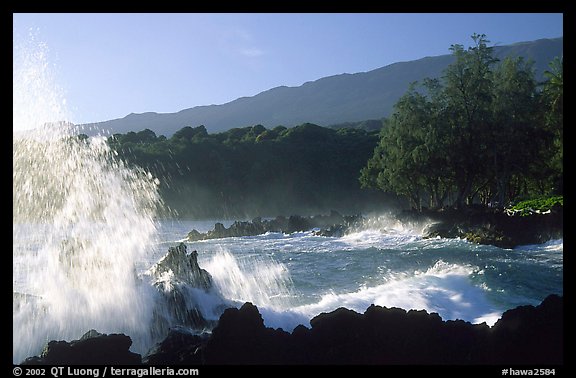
[13,215,563,364]
[13,213,563,364]
[152,217,563,331]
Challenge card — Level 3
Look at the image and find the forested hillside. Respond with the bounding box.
[104,124,396,218]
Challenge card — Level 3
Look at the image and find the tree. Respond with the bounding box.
[541,56,563,193]
[442,33,498,208]
[172,125,208,141]
[361,33,560,210]
[543,56,563,123]
[109,123,381,218]
[489,57,542,205]
[361,85,432,210]
[135,128,157,143]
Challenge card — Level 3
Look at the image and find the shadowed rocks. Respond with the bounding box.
[143,294,563,365]
[187,211,363,241]
[22,295,562,365]
[187,207,562,248]
[20,240,562,365]
[146,243,226,338]
[142,328,208,365]
[21,330,141,365]
[413,207,563,248]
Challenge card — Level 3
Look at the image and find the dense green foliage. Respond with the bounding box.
[541,56,563,187]
[506,195,563,216]
[106,123,392,218]
[327,119,384,132]
[360,34,563,210]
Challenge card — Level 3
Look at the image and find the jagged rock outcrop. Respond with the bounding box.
[187,211,363,241]
[149,243,212,290]
[146,243,225,338]
[414,207,563,248]
[21,330,141,365]
[142,328,209,365]
[490,294,564,364]
[187,207,562,248]
[144,294,563,365]
[22,294,563,365]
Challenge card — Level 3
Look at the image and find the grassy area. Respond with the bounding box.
[506,195,563,216]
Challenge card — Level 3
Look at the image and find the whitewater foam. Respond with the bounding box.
[202,249,296,310]
[286,260,501,326]
[192,249,505,334]
[13,33,163,363]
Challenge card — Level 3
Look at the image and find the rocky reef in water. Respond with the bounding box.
[413,206,563,248]
[187,206,563,249]
[186,211,363,241]
[20,243,221,365]
[19,241,563,365]
[145,243,225,339]
[21,294,563,365]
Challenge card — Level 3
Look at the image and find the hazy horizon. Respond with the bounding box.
[13,13,563,125]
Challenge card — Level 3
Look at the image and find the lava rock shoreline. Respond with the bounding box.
[187,207,563,249]
[21,294,563,365]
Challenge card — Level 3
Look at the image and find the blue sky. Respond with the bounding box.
[13,13,563,125]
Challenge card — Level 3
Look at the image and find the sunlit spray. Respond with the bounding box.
[13,31,163,363]
[202,248,295,310]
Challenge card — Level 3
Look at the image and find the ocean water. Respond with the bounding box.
[155,218,564,330]
[13,216,563,363]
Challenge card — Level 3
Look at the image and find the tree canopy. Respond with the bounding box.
[360,34,563,210]
[106,123,389,218]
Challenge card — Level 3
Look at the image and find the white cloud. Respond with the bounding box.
[217,27,266,61]
[239,47,265,58]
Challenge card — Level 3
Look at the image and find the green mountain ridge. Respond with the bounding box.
[84,37,563,136]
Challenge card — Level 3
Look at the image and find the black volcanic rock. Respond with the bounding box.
[490,294,563,365]
[21,330,141,365]
[197,295,562,364]
[187,211,363,242]
[416,207,563,248]
[22,295,563,365]
[187,207,562,248]
[147,243,224,338]
[150,243,212,290]
[142,328,208,365]
[201,302,296,364]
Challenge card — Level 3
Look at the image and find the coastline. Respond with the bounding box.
[400,206,563,249]
[17,208,563,366]
[21,294,563,365]
[185,206,563,249]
